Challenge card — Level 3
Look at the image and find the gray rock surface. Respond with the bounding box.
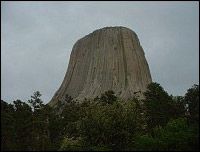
[48,27,152,107]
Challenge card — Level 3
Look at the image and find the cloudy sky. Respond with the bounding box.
[1,1,199,104]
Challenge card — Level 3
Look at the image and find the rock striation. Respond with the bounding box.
[49,27,152,107]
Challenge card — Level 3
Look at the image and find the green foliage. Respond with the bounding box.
[184,84,199,124]
[143,82,182,130]
[1,84,199,151]
[171,95,186,119]
[98,90,117,104]
[28,91,44,111]
[185,84,199,114]
[88,146,111,151]
[79,98,143,150]
[134,135,163,151]
[134,118,199,151]
[13,100,32,150]
[156,118,199,151]
[59,137,84,151]
[60,100,80,138]
[1,100,17,151]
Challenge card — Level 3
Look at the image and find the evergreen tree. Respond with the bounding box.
[98,90,117,104]
[184,84,199,125]
[28,91,44,112]
[143,82,175,130]
[79,96,143,150]
[28,91,45,151]
[1,100,16,151]
[13,100,32,150]
[134,118,199,151]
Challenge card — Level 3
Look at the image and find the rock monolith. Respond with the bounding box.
[49,27,152,107]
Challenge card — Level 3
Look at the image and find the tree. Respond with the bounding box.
[28,91,44,112]
[79,97,143,150]
[184,84,199,125]
[59,137,84,151]
[13,100,32,150]
[38,104,59,151]
[47,113,63,150]
[98,90,117,104]
[170,95,186,119]
[134,118,199,151]
[60,100,80,138]
[143,82,175,130]
[28,91,45,151]
[1,100,17,151]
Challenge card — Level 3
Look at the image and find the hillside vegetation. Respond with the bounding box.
[1,83,199,151]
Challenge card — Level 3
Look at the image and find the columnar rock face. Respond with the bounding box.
[49,27,152,107]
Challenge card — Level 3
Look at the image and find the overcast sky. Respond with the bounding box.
[1,1,199,104]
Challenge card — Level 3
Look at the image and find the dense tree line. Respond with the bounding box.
[1,83,199,151]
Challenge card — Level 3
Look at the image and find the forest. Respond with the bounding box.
[1,82,199,151]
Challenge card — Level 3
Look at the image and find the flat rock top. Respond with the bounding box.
[78,26,138,43]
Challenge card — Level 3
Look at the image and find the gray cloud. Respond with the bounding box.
[1,1,199,103]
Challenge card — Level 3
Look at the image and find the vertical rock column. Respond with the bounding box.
[49,27,152,107]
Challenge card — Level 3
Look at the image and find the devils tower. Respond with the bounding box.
[49,27,152,107]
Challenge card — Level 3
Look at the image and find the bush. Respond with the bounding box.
[88,146,111,151]
[134,135,165,151]
[59,137,84,151]
[134,118,199,151]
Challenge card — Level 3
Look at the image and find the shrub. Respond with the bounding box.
[59,137,84,151]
